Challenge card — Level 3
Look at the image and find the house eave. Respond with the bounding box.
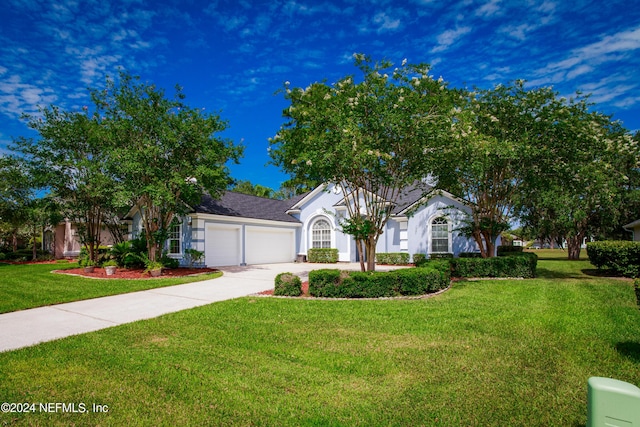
[191,213,302,228]
[623,219,640,230]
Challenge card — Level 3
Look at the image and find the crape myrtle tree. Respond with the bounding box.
[517,94,639,259]
[269,54,458,271]
[445,81,557,258]
[93,72,242,263]
[13,109,116,263]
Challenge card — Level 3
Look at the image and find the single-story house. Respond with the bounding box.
[624,219,640,241]
[122,183,482,267]
[52,219,123,258]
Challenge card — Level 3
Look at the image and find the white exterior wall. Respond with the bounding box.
[295,184,355,262]
[405,195,479,258]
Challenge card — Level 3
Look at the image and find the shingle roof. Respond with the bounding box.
[195,192,301,223]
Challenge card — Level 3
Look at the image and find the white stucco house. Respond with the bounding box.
[124,183,481,267]
[624,219,640,241]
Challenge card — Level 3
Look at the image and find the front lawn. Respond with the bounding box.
[0,258,638,426]
[0,262,222,314]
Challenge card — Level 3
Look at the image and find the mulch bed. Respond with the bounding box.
[56,267,220,280]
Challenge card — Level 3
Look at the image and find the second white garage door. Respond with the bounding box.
[245,226,296,264]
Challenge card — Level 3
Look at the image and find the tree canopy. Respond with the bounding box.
[270,54,458,270]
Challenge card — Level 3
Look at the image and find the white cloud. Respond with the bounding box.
[476,0,502,18]
[373,12,401,32]
[431,26,472,53]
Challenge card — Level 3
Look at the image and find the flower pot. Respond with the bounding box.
[150,268,162,277]
[83,266,95,273]
[105,266,117,276]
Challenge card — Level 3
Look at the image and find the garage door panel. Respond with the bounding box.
[246,227,295,264]
[206,226,240,267]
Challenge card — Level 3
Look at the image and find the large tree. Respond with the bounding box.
[13,107,117,263]
[270,54,457,271]
[0,156,33,252]
[517,95,639,259]
[94,72,243,262]
[445,81,559,257]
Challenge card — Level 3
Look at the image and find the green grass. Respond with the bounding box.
[0,262,222,314]
[0,259,638,426]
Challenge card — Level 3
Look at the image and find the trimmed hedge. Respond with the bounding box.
[430,253,454,260]
[376,252,410,265]
[308,264,450,298]
[412,253,427,267]
[307,248,339,263]
[497,245,524,256]
[586,241,640,278]
[274,272,302,296]
[459,252,483,258]
[450,253,538,278]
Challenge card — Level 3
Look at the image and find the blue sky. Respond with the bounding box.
[1,0,639,191]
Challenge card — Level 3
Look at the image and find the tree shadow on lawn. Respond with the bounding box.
[536,267,628,280]
[615,341,640,364]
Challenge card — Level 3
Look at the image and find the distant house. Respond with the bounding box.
[52,219,126,258]
[624,219,640,241]
[55,183,483,266]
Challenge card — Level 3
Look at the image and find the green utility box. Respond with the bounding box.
[587,377,640,427]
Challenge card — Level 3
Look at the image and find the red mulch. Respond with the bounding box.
[258,281,310,296]
[56,267,220,280]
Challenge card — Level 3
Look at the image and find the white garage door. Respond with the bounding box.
[246,227,295,264]
[205,225,241,267]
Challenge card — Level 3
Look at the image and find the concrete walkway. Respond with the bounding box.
[0,262,384,353]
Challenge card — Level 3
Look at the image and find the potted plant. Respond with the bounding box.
[145,260,164,277]
[103,260,118,276]
[83,260,96,273]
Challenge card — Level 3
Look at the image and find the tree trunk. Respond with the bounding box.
[365,236,376,272]
[566,234,583,260]
[355,239,366,272]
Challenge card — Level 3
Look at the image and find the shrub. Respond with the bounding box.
[459,252,483,258]
[412,253,427,266]
[635,279,640,309]
[497,245,524,256]
[307,248,339,263]
[0,253,6,261]
[184,248,205,267]
[586,241,640,278]
[110,239,147,268]
[430,253,454,260]
[450,253,538,278]
[376,252,410,265]
[308,266,450,298]
[78,246,112,266]
[160,254,180,269]
[3,249,51,261]
[274,272,302,296]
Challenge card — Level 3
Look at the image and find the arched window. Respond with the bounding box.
[311,219,332,249]
[431,217,449,253]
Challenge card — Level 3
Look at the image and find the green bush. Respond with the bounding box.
[412,253,427,266]
[586,241,640,278]
[110,239,147,268]
[274,273,302,296]
[459,252,483,258]
[0,253,6,261]
[3,249,51,261]
[160,254,180,269]
[307,248,339,263]
[308,266,450,298]
[78,246,111,267]
[497,245,524,256]
[634,279,640,309]
[376,252,410,265]
[430,253,454,260]
[450,253,538,278]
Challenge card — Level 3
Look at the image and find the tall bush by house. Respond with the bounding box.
[586,241,640,278]
[307,248,339,263]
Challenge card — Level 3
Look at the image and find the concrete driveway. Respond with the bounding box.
[0,262,397,353]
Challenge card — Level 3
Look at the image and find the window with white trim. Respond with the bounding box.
[168,224,181,254]
[431,217,449,253]
[311,219,332,249]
